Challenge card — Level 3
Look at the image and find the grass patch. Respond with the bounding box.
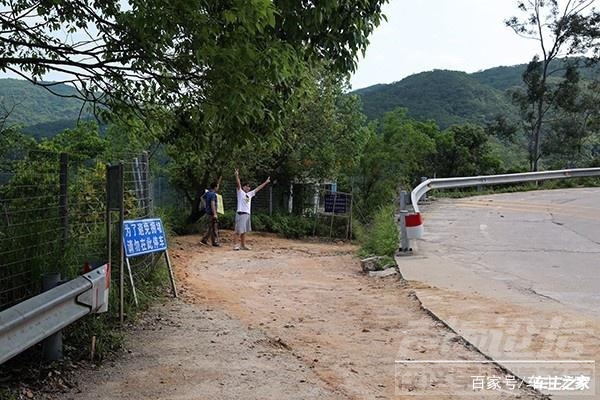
[355,205,398,269]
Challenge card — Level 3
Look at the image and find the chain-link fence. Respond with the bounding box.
[0,150,103,310]
[0,148,160,312]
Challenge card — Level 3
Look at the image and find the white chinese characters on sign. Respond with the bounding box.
[123,218,168,257]
[472,375,591,392]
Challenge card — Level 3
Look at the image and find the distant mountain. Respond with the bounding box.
[353,69,518,129]
[0,79,89,138]
[352,58,600,130]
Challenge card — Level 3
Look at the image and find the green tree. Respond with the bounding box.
[274,71,369,183]
[543,77,600,167]
[38,122,107,162]
[0,126,36,168]
[162,68,370,224]
[3,1,389,222]
[353,108,436,222]
[506,0,600,171]
[0,1,387,120]
[433,124,502,178]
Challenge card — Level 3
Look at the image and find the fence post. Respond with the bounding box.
[106,163,124,324]
[141,151,151,216]
[398,190,411,254]
[59,153,68,253]
[41,273,62,361]
[132,157,142,213]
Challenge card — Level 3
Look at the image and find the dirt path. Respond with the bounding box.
[58,231,546,399]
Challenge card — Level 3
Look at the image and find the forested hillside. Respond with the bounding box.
[0,79,88,138]
[354,69,518,129]
[3,58,599,140]
[354,58,600,130]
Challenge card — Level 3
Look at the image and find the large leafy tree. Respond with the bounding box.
[0,1,387,115]
[273,70,369,183]
[543,75,600,167]
[163,67,370,223]
[353,108,437,221]
[506,0,600,171]
[1,0,389,222]
[433,124,502,178]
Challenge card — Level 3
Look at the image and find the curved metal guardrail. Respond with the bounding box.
[411,167,600,214]
[0,264,109,364]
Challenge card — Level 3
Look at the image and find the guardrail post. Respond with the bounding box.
[398,190,412,254]
[0,265,109,364]
[420,177,428,201]
[41,273,63,361]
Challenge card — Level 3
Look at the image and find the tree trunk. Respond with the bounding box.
[186,191,206,224]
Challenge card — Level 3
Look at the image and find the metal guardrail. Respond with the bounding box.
[0,264,109,364]
[411,167,600,214]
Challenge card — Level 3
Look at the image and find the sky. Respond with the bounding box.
[350,0,542,90]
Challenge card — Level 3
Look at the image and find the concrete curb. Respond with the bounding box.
[399,275,550,399]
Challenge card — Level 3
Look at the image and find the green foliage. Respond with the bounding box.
[1,0,389,177]
[273,67,369,183]
[351,109,503,224]
[354,69,518,129]
[542,78,600,169]
[270,213,314,239]
[162,65,371,225]
[62,255,173,363]
[506,1,600,171]
[356,205,397,266]
[472,58,600,91]
[248,212,314,239]
[167,209,316,239]
[0,388,18,400]
[0,126,37,162]
[217,211,236,231]
[103,115,162,160]
[353,58,600,172]
[161,206,196,235]
[39,122,107,162]
[63,313,124,363]
[353,109,436,222]
[433,124,502,178]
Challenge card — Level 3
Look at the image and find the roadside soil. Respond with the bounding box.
[41,231,547,399]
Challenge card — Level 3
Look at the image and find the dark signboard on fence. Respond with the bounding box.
[324,194,349,214]
[123,218,167,257]
[107,164,122,210]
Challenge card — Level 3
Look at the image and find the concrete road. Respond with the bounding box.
[405,187,600,318]
[397,188,600,399]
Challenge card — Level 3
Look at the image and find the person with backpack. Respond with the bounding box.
[200,179,221,247]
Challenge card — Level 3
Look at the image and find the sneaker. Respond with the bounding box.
[240,245,251,251]
[233,245,240,251]
[212,243,221,247]
[200,240,208,246]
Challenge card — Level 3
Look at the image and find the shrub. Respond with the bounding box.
[245,212,314,239]
[271,213,314,239]
[356,205,398,267]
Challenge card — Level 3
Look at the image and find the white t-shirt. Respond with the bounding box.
[237,189,256,214]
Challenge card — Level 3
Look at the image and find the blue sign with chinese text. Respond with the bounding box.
[123,218,168,257]
[324,194,349,214]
